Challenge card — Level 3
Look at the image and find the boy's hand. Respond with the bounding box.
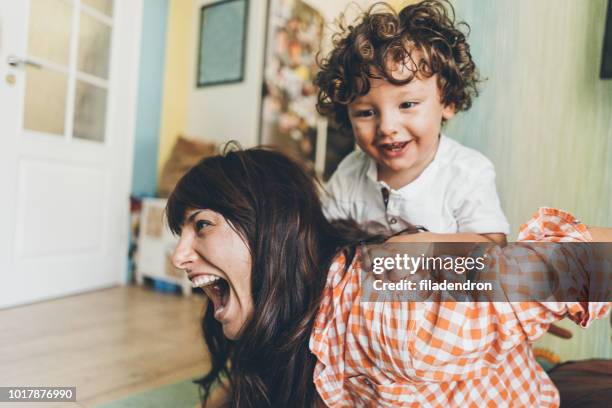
[366,241,434,282]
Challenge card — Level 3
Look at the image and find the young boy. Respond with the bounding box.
[316,0,508,244]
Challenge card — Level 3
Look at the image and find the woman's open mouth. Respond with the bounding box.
[191,274,231,320]
[379,140,411,157]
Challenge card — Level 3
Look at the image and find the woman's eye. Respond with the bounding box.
[400,101,415,109]
[195,220,211,232]
[354,109,374,118]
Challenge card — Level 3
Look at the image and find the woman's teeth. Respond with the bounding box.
[191,274,221,288]
[191,275,231,319]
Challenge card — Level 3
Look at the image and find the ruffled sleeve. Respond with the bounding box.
[517,207,592,242]
[504,207,608,335]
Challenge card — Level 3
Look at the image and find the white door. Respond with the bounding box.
[0,0,142,308]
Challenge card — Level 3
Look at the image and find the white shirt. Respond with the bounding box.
[322,135,510,235]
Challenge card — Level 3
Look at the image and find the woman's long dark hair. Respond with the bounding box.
[166,145,380,407]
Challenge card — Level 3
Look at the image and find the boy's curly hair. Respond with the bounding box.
[315,0,481,131]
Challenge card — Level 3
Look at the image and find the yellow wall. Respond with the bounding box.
[157,0,193,176]
[388,0,419,10]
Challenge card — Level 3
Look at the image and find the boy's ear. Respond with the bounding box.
[442,104,456,120]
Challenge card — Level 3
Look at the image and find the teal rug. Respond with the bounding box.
[98,378,200,408]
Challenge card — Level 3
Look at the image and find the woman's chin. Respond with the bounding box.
[220,307,243,340]
[222,322,242,340]
[223,329,237,340]
[218,291,252,340]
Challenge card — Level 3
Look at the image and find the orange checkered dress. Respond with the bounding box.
[309,208,610,407]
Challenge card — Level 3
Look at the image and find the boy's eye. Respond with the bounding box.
[399,101,415,109]
[195,219,212,232]
[353,109,374,118]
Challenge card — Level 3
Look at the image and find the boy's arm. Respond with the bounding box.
[589,227,612,241]
[478,232,506,245]
[390,228,612,243]
[389,231,502,243]
[481,227,611,244]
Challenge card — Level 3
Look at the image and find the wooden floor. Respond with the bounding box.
[0,285,210,407]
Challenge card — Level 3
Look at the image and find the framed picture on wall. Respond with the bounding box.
[197,0,249,87]
[259,0,356,180]
[259,0,324,173]
[601,0,612,78]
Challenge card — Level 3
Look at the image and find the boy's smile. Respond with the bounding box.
[348,71,455,189]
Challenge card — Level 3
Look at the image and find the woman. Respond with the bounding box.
[168,147,610,408]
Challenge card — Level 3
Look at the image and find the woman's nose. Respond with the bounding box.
[172,235,196,270]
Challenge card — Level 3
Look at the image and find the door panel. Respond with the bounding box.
[14,159,107,258]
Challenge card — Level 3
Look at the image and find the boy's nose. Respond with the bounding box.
[378,113,399,139]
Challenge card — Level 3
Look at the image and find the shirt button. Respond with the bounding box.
[389,218,397,224]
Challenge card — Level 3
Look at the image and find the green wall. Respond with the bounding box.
[447,0,612,359]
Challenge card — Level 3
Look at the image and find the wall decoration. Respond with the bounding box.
[259,0,324,172]
[197,0,248,87]
[601,0,612,78]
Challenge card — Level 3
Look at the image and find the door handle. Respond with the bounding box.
[7,55,42,69]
